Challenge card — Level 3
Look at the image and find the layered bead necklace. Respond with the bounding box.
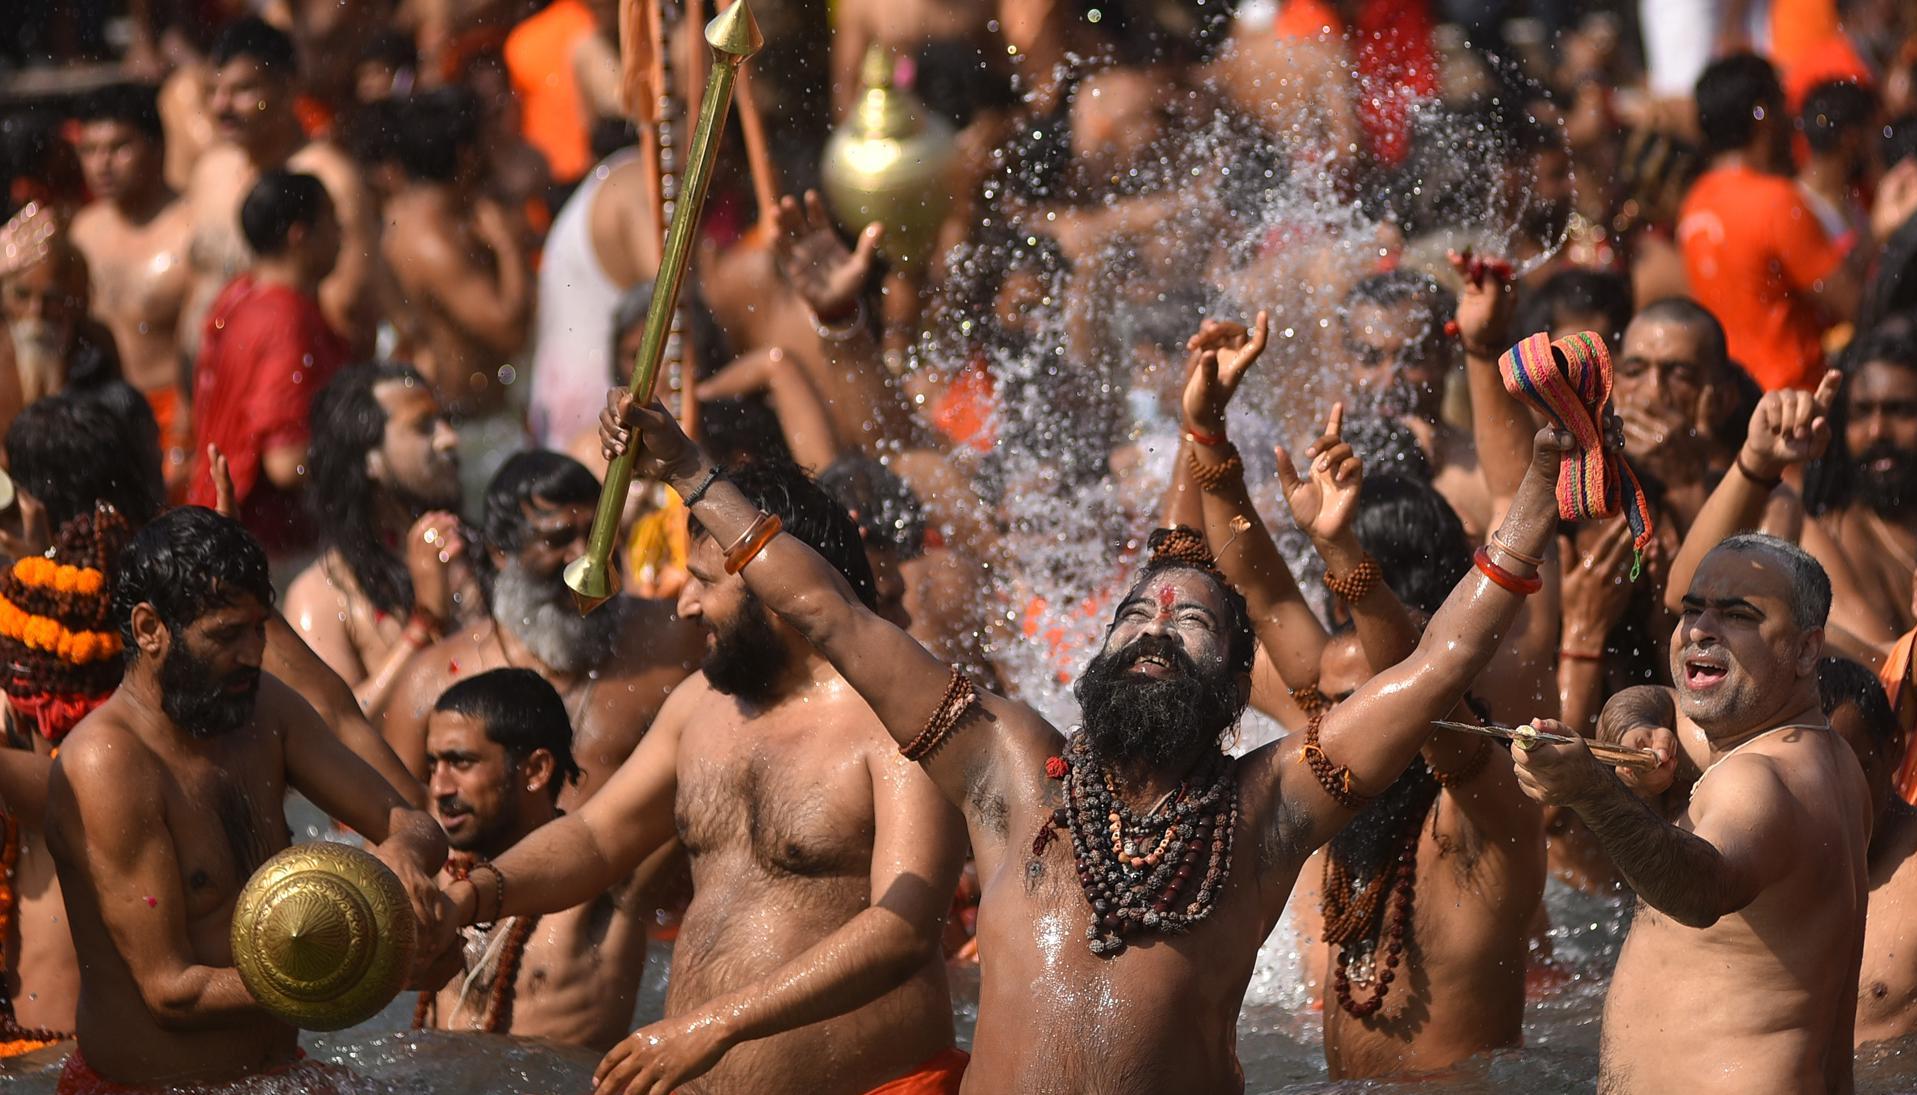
[413,856,539,1034]
[1037,732,1238,957]
[1320,797,1423,1019]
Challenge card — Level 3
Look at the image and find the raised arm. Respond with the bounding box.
[589,742,965,1095]
[1451,251,1531,504]
[600,392,1032,818]
[1511,719,1792,927]
[1666,373,1840,613]
[1267,425,1573,853]
[1181,314,1330,690]
[446,682,685,927]
[265,612,425,806]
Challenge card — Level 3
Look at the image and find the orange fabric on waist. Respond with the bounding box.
[143,387,185,446]
[863,1047,969,1095]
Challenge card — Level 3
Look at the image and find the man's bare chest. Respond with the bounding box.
[673,724,874,878]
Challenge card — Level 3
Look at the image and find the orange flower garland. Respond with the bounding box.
[0,593,120,666]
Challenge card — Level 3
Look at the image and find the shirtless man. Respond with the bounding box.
[183,18,376,358]
[1512,533,1870,1093]
[1613,299,1743,529]
[443,458,968,1095]
[68,83,194,480]
[418,668,648,1049]
[596,339,1575,1091]
[284,363,476,713]
[1816,656,1917,1044]
[0,212,120,442]
[381,88,533,492]
[381,451,699,800]
[1807,327,1917,648]
[43,506,449,1088]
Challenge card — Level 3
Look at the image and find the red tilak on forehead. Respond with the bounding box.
[1157,585,1177,610]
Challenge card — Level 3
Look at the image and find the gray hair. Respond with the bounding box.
[1716,532,1831,630]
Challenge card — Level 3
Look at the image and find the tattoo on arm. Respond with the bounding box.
[1575,775,1728,928]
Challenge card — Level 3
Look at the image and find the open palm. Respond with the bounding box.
[1275,403,1363,543]
[772,190,881,322]
[1180,311,1270,435]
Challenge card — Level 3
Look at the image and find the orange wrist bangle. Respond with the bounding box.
[724,513,783,574]
[1473,545,1541,596]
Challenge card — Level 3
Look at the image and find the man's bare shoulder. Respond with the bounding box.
[284,553,354,612]
[287,140,361,192]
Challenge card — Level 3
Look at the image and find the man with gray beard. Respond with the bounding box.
[381,450,700,804]
[0,204,122,441]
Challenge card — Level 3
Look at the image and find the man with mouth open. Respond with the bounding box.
[1512,532,1871,1094]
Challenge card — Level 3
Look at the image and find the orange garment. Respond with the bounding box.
[1677,165,1846,392]
[1768,0,1840,75]
[1781,33,1872,112]
[503,0,596,184]
[1883,627,1917,804]
[1273,0,1435,166]
[930,361,998,453]
[56,1049,352,1094]
[864,1048,969,1095]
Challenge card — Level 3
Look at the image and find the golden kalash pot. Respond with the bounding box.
[820,46,958,272]
[230,842,416,1031]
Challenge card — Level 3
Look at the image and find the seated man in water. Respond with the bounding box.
[443,458,968,1095]
[1512,533,1871,1093]
[594,344,1575,1093]
[43,506,450,1090]
[416,668,648,1050]
[1817,657,1917,1046]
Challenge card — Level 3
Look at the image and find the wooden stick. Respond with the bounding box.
[1431,720,1661,770]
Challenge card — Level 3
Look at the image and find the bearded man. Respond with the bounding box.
[1513,534,1870,1092]
[0,206,121,441]
[42,506,447,1090]
[284,363,478,712]
[593,353,1573,1092]
[441,458,969,1095]
[380,450,698,801]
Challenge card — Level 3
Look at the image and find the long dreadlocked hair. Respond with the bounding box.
[306,362,433,619]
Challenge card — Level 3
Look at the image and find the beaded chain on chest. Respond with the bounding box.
[1035,733,1238,957]
[413,856,539,1034]
[1320,811,1422,1019]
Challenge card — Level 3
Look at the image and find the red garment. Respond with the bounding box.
[186,275,347,551]
[1274,0,1436,166]
[57,1048,352,1094]
[863,1048,969,1094]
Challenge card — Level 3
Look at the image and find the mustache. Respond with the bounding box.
[435,796,472,817]
[1118,633,1198,676]
[1857,443,1905,468]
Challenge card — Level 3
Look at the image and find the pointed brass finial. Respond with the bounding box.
[706,0,763,60]
[564,554,620,615]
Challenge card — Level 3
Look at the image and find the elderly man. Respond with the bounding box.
[1512,533,1870,1093]
[593,307,1575,1091]
[0,206,120,440]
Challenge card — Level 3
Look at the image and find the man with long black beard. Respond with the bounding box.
[440,458,970,1095]
[381,450,699,801]
[1803,327,1917,647]
[41,506,449,1090]
[592,333,1576,1093]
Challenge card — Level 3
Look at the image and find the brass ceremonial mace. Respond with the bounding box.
[564,0,763,614]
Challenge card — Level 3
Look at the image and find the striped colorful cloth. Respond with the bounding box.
[1498,330,1655,571]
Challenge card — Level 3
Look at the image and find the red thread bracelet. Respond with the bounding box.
[1474,546,1542,596]
[1184,422,1228,448]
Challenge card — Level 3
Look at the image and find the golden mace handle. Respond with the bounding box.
[565,1,763,614]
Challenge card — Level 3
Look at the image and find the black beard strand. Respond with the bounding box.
[702,591,792,707]
[1073,634,1244,770]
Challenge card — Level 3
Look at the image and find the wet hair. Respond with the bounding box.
[1818,655,1897,755]
[113,507,273,658]
[1342,415,1433,483]
[209,17,297,76]
[699,397,795,467]
[433,667,581,796]
[1351,474,1473,618]
[1631,296,1729,378]
[75,83,163,142]
[1804,324,1917,514]
[1344,270,1452,345]
[607,278,729,383]
[307,362,434,618]
[1799,80,1877,155]
[239,171,329,256]
[1716,532,1831,631]
[340,98,403,170]
[1695,54,1783,156]
[818,456,927,559]
[6,386,164,530]
[692,458,877,610]
[394,88,482,184]
[1515,269,1631,347]
[481,450,600,557]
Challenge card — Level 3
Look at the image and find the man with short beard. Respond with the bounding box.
[284,363,480,712]
[42,506,449,1090]
[440,458,968,1095]
[1804,327,1917,643]
[381,451,698,801]
[417,668,651,1049]
[1513,533,1870,1093]
[592,355,1573,1092]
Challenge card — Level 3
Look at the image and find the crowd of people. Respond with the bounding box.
[5,0,1917,1092]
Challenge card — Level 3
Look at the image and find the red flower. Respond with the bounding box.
[1045,755,1069,780]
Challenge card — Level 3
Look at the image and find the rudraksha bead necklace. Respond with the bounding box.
[1039,732,1239,957]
